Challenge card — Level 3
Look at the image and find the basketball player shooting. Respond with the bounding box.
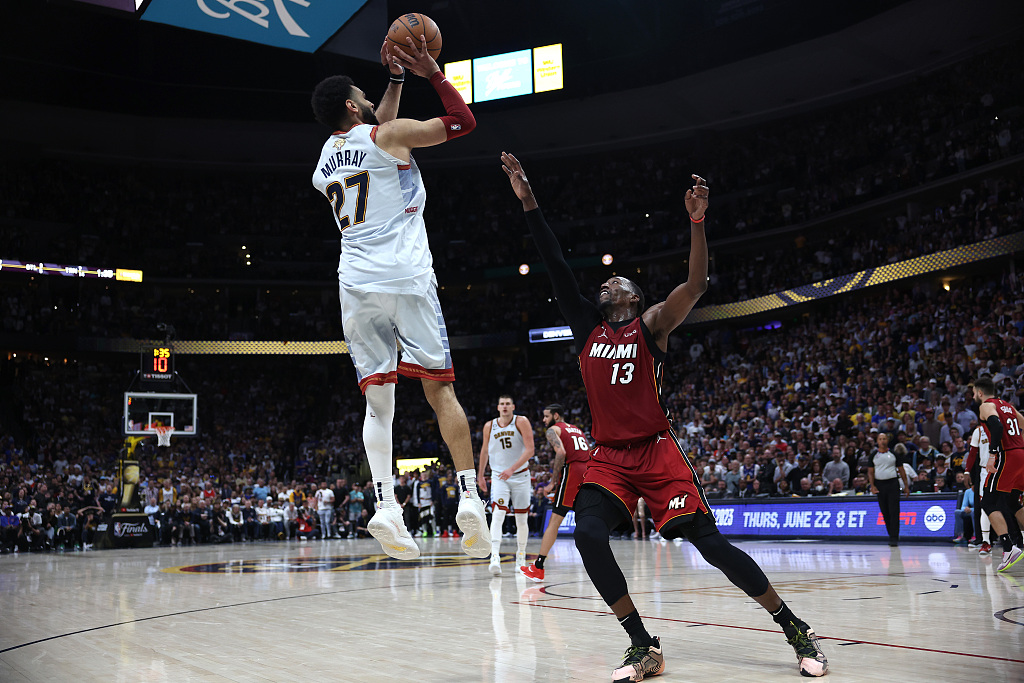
[308,35,491,561]
[501,152,829,680]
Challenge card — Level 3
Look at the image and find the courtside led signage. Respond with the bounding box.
[143,0,369,52]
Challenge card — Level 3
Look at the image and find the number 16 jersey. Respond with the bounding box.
[312,123,433,295]
[578,318,670,447]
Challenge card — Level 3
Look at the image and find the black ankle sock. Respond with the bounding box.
[535,554,546,569]
[770,601,800,629]
[1000,534,1014,553]
[618,610,654,648]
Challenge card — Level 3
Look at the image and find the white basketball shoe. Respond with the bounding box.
[456,496,492,558]
[367,506,420,560]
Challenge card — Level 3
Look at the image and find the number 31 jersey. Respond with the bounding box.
[578,318,670,446]
[312,123,432,295]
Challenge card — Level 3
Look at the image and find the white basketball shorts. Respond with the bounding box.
[340,282,454,393]
[491,470,532,513]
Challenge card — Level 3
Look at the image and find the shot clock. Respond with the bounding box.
[140,344,174,383]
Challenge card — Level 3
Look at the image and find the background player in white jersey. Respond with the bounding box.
[310,37,489,561]
[478,395,535,574]
[964,425,994,554]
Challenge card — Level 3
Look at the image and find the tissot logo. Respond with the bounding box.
[143,0,369,53]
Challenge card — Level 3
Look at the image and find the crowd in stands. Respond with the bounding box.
[3,260,1022,552]
[2,166,1021,342]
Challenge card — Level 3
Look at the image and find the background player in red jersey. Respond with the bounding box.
[974,376,1024,571]
[520,403,591,582]
[501,152,828,681]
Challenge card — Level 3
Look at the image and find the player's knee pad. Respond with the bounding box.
[981,491,1004,517]
[691,531,770,597]
[573,513,611,556]
[364,383,396,422]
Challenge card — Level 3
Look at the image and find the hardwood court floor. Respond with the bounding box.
[1,537,1022,682]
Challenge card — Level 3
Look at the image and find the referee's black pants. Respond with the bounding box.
[876,478,901,542]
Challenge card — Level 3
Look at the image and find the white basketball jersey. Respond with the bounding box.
[971,426,991,486]
[312,124,433,294]
[489,416,526,473]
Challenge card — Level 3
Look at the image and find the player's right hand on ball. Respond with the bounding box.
[391,34,439,78]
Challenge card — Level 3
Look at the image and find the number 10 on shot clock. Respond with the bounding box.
[141,344,174,382]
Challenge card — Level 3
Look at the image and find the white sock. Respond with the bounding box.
[456,469,479,499]
[373,479,398,510]
[515,512,529,554]
[363,384,396,505]
[981,511,991,534]
[491,507,506,557]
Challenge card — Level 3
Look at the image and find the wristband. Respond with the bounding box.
[690,215,705,224]
[387,65,405,84]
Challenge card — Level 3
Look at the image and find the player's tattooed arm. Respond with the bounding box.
[546,426,566,488]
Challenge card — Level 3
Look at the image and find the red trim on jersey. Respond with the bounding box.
[397,164,411,170]
[397,362,455,383]
[358,370,398,394]
[369,125,378,142]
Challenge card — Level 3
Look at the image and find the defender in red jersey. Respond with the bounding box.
[520,404,591,582]
[974,377,1024,572]
[502,152,828,679]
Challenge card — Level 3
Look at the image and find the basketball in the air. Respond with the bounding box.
[387,13,442,60]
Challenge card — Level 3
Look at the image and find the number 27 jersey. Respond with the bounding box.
[578,318,670,446]
[311,123,432,294]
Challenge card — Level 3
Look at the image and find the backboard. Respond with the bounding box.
[123,392,197,436]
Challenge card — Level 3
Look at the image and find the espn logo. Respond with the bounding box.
[668,495,688,510]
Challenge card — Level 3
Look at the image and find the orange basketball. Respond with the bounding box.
[387,13,442,61]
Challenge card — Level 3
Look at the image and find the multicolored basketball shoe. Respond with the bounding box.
[997,545,1024,572]
[611,637,664,682]
[784,621,829,677]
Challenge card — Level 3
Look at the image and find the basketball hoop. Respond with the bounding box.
[153,425,174,447]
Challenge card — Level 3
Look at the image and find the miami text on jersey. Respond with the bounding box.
[588,342,638,359]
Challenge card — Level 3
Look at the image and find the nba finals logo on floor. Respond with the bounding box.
[163,553,495,574]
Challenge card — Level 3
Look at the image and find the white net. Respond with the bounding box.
[154,426,174,447]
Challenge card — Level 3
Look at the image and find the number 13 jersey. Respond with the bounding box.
[578,318,670,446]
[312,123,433,295]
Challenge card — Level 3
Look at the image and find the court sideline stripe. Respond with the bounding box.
[0,576,492,655]
[510,602,1024,665]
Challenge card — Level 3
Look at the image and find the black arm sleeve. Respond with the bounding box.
[986,414,1003,451]
[524,208,602,354]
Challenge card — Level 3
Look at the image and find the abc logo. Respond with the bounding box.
[924,505,946,532]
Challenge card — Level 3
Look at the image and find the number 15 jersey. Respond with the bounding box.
[312,123,433,295]
[579,318,670,447]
